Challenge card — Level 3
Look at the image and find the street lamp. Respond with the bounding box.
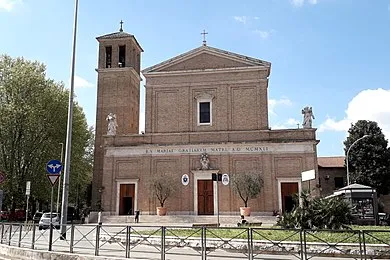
[346,134,370,186]
[60,0,79,240]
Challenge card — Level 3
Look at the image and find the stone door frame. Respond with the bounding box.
[116,179,139,215]
[277,178,302,214]
[191,170,219,215]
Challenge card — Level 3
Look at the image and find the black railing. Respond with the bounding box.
[0,223,389,260]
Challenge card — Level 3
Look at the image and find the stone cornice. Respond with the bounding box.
[96,67,142,81]
[144,79,268,88]
[143,65,268,78]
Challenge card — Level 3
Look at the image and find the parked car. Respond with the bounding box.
[0,211,9,221]
[9,209,25,221]
[379,213,389,226]
[33,212,43,223]
[38,212,60,230]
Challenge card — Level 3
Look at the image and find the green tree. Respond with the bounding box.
[344,120,390,195]
[0,55,93,211]
[231,172,263,207]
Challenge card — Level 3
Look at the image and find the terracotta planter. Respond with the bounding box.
[157,207,167,216]
[240,207,251,217]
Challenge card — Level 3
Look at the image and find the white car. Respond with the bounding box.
[38,212,60,230]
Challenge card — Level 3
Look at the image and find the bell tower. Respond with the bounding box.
[91,21,143,209]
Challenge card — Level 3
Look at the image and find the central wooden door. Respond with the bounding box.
[119,184,135,215]
[281,182,298,213]
[198,180,214,215]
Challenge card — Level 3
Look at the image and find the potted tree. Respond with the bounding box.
[231,172,263,216]
[150,174,177,216]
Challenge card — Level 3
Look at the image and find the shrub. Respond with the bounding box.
[277,191,353,230]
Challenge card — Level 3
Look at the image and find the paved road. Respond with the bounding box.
[0,224,379,259]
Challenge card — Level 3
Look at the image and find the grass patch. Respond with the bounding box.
[134,225,390,244]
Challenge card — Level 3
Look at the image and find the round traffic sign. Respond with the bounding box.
[46,160,63,174]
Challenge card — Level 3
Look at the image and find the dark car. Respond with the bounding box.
[33,212,43,223]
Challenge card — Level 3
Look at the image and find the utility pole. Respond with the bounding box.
[60,0,79,240]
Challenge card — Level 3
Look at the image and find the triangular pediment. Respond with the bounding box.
[142,46,270,74]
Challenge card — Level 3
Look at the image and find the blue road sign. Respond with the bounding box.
[46,160,63,174]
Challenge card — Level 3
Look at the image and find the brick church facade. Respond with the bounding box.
[92,27,320,216]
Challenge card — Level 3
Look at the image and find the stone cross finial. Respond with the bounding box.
[201,30,208,46]
[119,20,124,32]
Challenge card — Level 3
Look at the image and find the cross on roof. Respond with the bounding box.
[119,20,124,32]
[201,30,208,46]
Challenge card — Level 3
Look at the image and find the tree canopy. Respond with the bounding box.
[0,55,93,212]
[231,172,263,207]
[344,120,390,195]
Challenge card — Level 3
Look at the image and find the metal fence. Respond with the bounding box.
[0,223,389,260]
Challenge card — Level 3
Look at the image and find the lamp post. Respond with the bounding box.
[60,0,78,240]
[346,135,369,186]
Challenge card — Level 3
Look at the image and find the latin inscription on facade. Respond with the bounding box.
[106,143,313,157]
[145,146,268,154]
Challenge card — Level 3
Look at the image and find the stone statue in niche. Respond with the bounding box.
[106,113,118,135]
[301,106,315,128]
[200,152,210,170]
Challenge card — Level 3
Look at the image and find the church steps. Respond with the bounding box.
[100,214,277,227]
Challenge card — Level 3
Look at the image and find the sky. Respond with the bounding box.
[1,0,389,157]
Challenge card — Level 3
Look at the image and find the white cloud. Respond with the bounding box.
[0,0,22,11]
[253,29,276,39]
[318,88,390,139]
[269,97,293,115]
[253,30,270,39]
[233,16,247,24]
[291,0,304,7]
[291,0,318,7]
[70,75,94,88]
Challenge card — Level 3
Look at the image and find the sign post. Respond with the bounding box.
[25,181,31,225]
[301,169,315,191]
[212,173,226,227]
[46,159,62,251]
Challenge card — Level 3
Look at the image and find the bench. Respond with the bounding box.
[192,223,220,228]
[237,222,262,227]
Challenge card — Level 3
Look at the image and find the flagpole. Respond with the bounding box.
[60,0,78,240]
